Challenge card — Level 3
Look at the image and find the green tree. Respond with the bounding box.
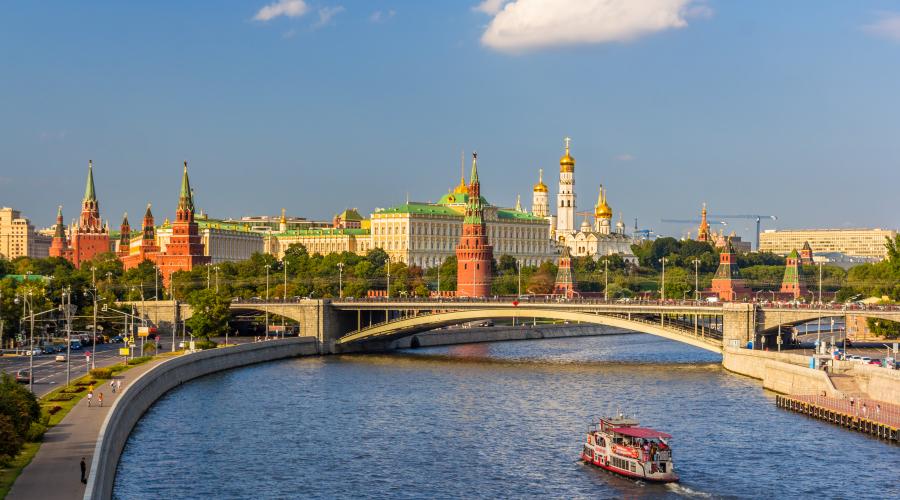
[185,289,231,339]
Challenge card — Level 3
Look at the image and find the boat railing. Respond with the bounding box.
[655,450,671,461]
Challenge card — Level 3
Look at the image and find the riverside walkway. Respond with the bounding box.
[7,358,168,500]
[776,394,900,442]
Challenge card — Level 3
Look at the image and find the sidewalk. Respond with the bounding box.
[7,357,169,500]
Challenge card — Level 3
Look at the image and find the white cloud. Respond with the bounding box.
[615,153,634,161]
[315,6,345,28]
[254,0,308,22]
[480,0,709,53]
[473,0,509,15]
[863,12,900,42]
[370,9,396,23]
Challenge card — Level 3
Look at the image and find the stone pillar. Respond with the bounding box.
[722,303,757,349]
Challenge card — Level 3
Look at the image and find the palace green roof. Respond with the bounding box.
[376,203,462,217]
[496,209,545,221]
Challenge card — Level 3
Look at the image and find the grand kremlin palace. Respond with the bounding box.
[264,176,556,267]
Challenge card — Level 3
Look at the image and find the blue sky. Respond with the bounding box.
[1,0,899,242]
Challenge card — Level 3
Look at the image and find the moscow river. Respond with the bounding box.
[114,334,899,499]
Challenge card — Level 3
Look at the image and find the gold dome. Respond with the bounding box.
[560,136,575,172]
[533,168,548,192]
[595,185,613,219]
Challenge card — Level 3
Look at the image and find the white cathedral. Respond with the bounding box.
[530,138,636,263]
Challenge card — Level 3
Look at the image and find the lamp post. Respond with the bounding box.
[214,266,220,293]
[337,262,344,298]
[691,259,700,302]
[386,257,391,298]
[604,258,609,302]
[207,263,211,289]
[659,257,668,301]
[816,262,824,305]
[437,261,441,297]
[61,288,72,387]
[517,260,522,298]
[282,261,287,338]
[83,286,99,369]
[265,264,271,339]
[15,290,35,392]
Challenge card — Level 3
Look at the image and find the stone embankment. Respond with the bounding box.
[84,338,318,500]
[395,324,634,348]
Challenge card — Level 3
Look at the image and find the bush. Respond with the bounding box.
[62,386,86,393]
[142,342,158,354]
[0,414,23,462]
[48,394,75,402]
[25,421,47,442]
[193,340,218,350]
[127,356,153,366]
[89,368,113,379]
[0,373,41,437]
[46,405,63,415]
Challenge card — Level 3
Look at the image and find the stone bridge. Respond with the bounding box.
[117,299,900,354]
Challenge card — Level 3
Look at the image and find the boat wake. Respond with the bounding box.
[665,483,713,498]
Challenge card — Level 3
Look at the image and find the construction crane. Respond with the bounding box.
[660,219,727,226]
[708,214,778,251]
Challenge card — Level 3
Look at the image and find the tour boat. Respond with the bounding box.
[581,415,679,483]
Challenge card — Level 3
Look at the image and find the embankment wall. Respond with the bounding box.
[84,337,319,500]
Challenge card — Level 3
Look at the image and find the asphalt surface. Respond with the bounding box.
[0,336,261,396]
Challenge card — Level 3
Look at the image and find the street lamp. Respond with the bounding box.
[658,257,669,301]
[516,259,522,298]
[603,258,610,302]
[214,266,220,294]
[61,287,73,387]
[816,261,824,305]
[386,256,391,298]
[14,290,35,392]
[83,286,99,369]
[337,262,344,298]
[691,259,701,302]
[265,264,271,339]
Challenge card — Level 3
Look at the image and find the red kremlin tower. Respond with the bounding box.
[709,238,751,301]
[120,204,161,269]
[779,249,808,299]
[155,162,210,285]
[49,205,72,260]
[553,245,578,298]
[117,213,131,258]
[799,241,814,265]
[49,161,111,267]
[455,153,493,297]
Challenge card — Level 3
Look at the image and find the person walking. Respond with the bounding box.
[87,391,93,407]
[110,379,116,394]
[98,392,104,408]
[80,457,87,484]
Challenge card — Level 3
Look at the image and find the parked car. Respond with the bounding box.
[42,345,56,354]
[54,344,66,352]
[111,335,123,343]
[15,369,30,383]
[29,347,42,356]
[55,354,66,362]
[868,359,883,367]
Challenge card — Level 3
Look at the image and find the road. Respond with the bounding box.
[0,343,127,396]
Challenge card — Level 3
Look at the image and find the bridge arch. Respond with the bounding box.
[337,308,723,353]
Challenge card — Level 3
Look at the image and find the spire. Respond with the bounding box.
[470,152,479,184]
[121,212,130,227]
[84,160,96,201]
[515,194,522,212]
[144,203,153,219]
[54,205,66,238]
[280,208,287,224]
[453,150,468,194]
[178,161,195,213]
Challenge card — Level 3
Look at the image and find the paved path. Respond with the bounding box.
[7,357,169,500]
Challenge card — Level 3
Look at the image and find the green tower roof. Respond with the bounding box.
[84,160,96,201]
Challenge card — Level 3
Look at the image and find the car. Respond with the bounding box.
[55,344,66,352]
[42,345,56,354]
[15,369,30,383]
[69,341,82,350]
[55,354,66,362]
[868,359,883,367]
[111,336,123,343]
[178,341,186,349]
[29,347,42,356]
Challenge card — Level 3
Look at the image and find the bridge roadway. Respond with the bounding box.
[122,299,900,354]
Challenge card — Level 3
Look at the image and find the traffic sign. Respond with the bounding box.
[119,348,130,356]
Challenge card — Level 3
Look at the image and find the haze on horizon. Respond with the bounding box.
[1,0,898,242]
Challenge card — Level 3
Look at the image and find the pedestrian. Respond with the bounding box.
[98,392,103,408]
[110,379,116,394]
[80,457,87,484]
[87,391,93,407]
[876,404,881,418]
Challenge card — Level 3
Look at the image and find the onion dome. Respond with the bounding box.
[560,137,575,172]
[594,185,613,219]
[533,168,548,192]
[580,218,592,232]
[616,212,625,229]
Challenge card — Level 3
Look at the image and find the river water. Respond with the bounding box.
[114,334,899,499]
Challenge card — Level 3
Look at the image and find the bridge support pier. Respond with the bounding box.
[722,303,758,349]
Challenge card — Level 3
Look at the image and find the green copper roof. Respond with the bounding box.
[787,249,799,259]
[496,209,545,221]
[377,203,461,217]
[335,208,364,221]
[84,161,96,201]
[178,162,194,213]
